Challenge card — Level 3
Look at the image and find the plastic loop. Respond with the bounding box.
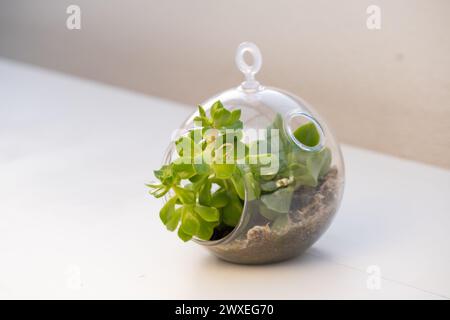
[235,42,262,89]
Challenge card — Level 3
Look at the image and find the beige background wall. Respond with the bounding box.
[1,0,449,168]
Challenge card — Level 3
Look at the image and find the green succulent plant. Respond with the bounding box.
[147,101,331,241]
[256,114,331,228]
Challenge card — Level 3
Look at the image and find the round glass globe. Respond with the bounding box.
[163,43,345,264]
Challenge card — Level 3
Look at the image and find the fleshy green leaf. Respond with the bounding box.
[193,160,210,176]
[260,204,282,220]
[173,185,195,204]
[306,147,332,186]
[153,165,174,185]
[212,163,235,179]
[147,183,170,198]
[166,206,182,231]
[198,105,206,118]
[318,148,332,178]
[289,162,318,187]
[210,100,223,118]
[198,180,212,206]
[293,122,320,147]
[159,196,177,225]
[243,171,260,200]
[260,180,278,192]
[272,214,290,233]
[194,204,220,222]
[177,227,192,242]
[213,108,231,128]
[295,173,317,187]
[230,170,245,200]
[223,194,243,227]
[180,205,200,235]
[210,189,229,208]
[261,187,293,214]
[228,120,243,130]
[196,222,215,240]
[189,128,206,143]
[228,109,241,125]
[172,159,196,179]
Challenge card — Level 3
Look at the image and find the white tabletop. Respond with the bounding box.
[0,59,449,300]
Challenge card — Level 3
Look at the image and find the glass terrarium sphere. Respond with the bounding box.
[163,42,345,264]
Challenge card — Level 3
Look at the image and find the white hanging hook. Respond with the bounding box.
[235,42,262,90]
